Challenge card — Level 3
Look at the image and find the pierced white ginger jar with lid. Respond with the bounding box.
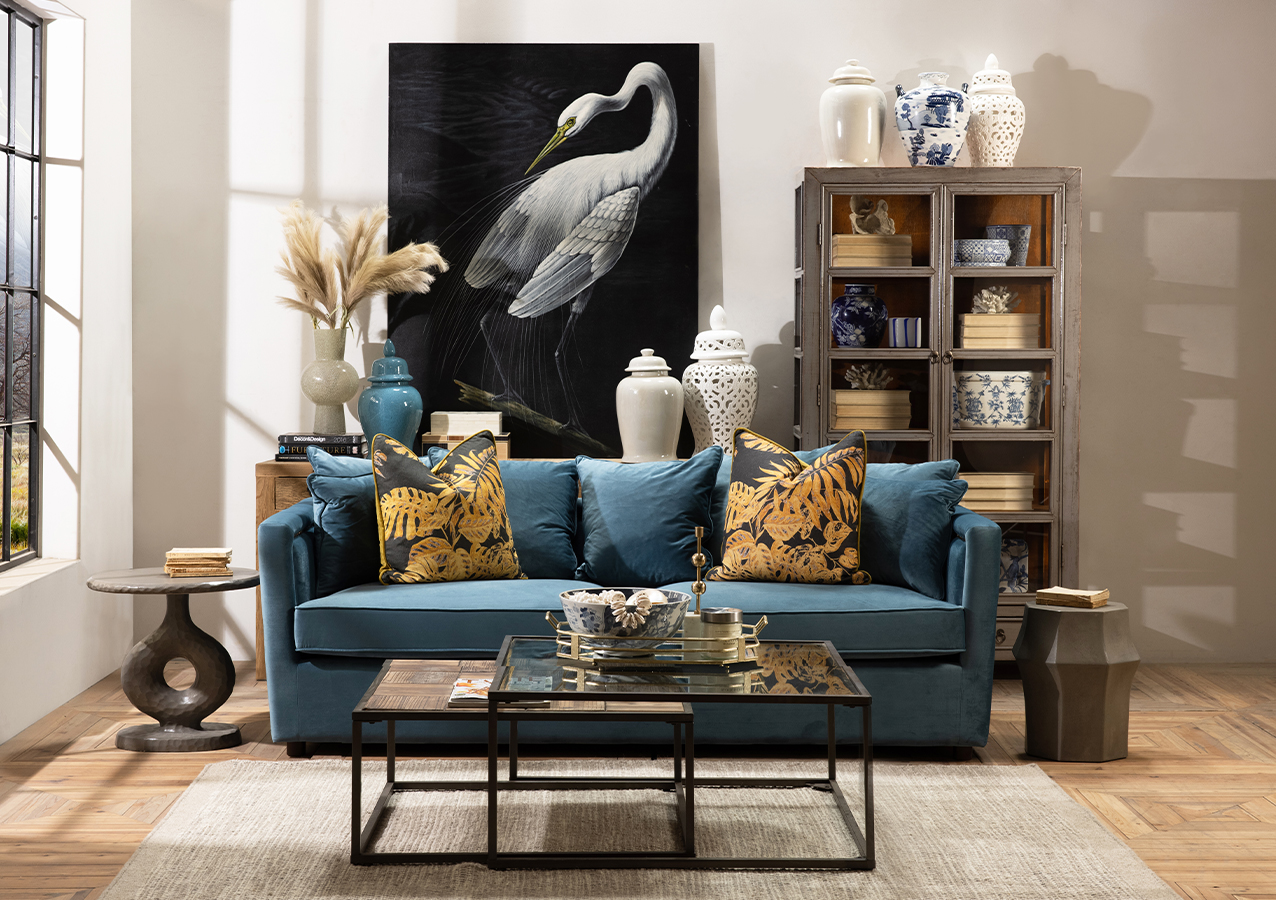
[819,58,887,167]
[967,54,1026,167]
[616,348,684,463]
[681,306,759,454]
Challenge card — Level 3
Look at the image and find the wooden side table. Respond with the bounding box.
[1012,600,1140,762]
[87,567,260,751]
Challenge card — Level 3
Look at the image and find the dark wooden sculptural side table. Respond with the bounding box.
[87,566,260,751]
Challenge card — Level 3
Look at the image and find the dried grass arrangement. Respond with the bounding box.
[276,201,448,330]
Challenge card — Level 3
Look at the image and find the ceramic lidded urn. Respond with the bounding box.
[894,72,970,166]
[616,349,684,463]
[682,306,759,454]
[966,54,1026,167]
[357,339,424,450]
[818,59,888,167]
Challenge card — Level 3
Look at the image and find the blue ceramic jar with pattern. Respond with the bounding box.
[831,284,887,348]
[894,72,970,166]
[358,340,424,450]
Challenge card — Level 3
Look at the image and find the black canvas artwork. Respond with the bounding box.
[387,43,699,459]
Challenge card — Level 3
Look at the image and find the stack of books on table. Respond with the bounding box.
[421,433,512,459]
[276,433,366,462]
[423,411,510,457]
[957,472,1035,511]
[830,389,911,431]
[165,547,232,577]
[959,314,1040,349]
[1036,586,1109,609]
[830,234,913,268]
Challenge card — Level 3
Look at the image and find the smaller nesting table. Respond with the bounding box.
[87,566,260,752]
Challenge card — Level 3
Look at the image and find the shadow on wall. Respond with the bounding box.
[1011,54,1274,662]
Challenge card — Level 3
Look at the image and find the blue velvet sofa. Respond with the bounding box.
[257,449,1002,753]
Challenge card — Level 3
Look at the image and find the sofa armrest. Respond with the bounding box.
[947,508,1002,746]
[258,499,317,735]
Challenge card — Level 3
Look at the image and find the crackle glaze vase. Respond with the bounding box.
[301,329,360,435]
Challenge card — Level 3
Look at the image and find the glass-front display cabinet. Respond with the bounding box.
[794,168,1081,659]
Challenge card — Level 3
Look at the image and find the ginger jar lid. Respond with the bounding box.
[368,339,413,383]
[970,54,1017,95]
[625,348,673,375]
[691,305,748,361]
[829,59,876,85]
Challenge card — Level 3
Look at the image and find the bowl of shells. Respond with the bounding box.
[559,588,692,650]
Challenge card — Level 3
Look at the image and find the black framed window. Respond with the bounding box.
[0,1,40,569]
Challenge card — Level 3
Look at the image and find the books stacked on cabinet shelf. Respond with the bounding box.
[958,472,1035,511]
[831,389,911,431]
[421,433,512,459]
[830,234,912,268]
[276,433,366,462]
[960,314,1040,349]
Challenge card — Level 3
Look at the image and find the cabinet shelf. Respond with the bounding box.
[796,168,1080,657]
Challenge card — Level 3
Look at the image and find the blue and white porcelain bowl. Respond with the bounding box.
[984,224,1032,266]
[559,588,692,650]
[952,371,1046,430]
[953,239,1011,267]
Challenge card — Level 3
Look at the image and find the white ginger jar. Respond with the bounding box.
[681,306,758,454]
[819,59,887,167]
[617,348,684,463]
[967,54,1026,167]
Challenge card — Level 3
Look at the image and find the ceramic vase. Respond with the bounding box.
[967,55,1026,167]
[616,348,684,462]
[894,72,970,166]
[682,305,759,454]
[952,371,1046,430]
[831,284,887,348]
[818,59,887,167]
[357,339,423,449]
[301,329,360,434]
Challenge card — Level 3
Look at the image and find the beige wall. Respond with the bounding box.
[131,0,1276,662]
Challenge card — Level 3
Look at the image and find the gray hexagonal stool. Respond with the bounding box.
[1012,600,1140,762]
[88,567,259,751]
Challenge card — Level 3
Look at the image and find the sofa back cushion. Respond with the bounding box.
[306,447,381,598]
[861,477,968,600]
[575,447,722,586]
[497,460,579,579]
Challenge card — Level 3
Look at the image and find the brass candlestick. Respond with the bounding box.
[692,526,706,615]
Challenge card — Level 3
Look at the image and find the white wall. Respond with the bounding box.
[132,0,1276,663]
[0,1,133,744]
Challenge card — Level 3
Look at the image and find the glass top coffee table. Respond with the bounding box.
[486,635,874,870]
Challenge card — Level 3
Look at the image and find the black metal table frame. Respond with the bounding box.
[351,686,693,865]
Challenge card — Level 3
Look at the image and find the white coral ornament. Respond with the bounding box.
[609,589,668,629]
[973,286,1021,314]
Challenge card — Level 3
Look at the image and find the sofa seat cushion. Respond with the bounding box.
[295,579,602,657]
[660,580,965,657]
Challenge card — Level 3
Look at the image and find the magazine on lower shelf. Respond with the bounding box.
[447,676,552,708]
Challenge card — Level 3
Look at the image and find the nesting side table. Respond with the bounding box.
[1013,600,1140,762]
[87,567,260,751]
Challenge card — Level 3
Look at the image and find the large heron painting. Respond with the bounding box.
[388,44,699,458]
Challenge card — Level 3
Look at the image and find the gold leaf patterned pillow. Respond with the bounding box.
[371,432,522,584]
[708,429,871,585]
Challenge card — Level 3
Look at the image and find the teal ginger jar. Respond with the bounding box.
[358,340,423,451]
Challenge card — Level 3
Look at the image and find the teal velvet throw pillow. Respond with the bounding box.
[860,477,968,600]
[306,447,378,597]
[575,447,723,586]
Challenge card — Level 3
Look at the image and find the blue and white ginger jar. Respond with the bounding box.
[831,284,887,348]
[894,72,970,166]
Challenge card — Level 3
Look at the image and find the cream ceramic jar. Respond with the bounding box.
[616,348,684,462]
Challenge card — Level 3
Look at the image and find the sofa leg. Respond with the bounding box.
[286,741,312,758]
[952,745,974,761]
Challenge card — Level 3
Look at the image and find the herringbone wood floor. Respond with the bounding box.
[1,662,1273,899]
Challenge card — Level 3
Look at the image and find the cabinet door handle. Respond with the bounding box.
[929,350,939,364]
[942,350,954,365]
[995,628,1006,646]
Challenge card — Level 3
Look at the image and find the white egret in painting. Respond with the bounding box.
[463,61,677,435]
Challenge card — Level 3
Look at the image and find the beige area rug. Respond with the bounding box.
[101,759,1178,900]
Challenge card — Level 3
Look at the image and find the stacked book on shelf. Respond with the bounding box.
[830,233,913,268]
[830,389,911,431]
[959,314,1040,349]
[423,411,510,458]
[276,433,365,462]
[165,547,232,577]
[957,472,1035,511]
